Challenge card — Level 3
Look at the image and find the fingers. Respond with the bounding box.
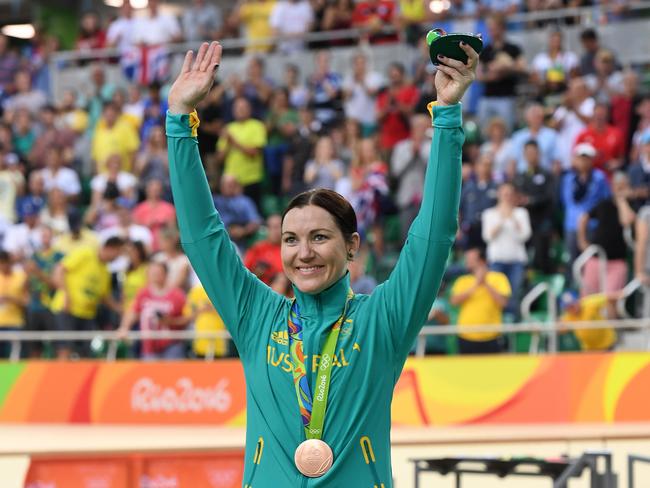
[436,63,464,82]
[438,51,471,74]
[459,41,480,69]
[180,50,193,74]
[211,42,223,71]
[192,42,209,71]
[200,41,218,71]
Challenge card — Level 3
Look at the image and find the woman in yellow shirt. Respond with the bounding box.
[122,241,149,311]
[0,251,28,358]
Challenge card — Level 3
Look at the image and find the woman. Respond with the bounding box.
[121,240,149,311]
[265,88,299,195]
[337,137,391,257]
[479,117,513,182]
[39,188,70,237]
[133,125,170,200]
[84,182,121,232]
[481,182,532,318]
[152,227,191,292]
[304,135,345,191]
[167,41,476,487]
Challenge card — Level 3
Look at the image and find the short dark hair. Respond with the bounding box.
[128,240,148,268]
[104,236,125,249]
[389,62,405,75]
[466,246,487,262]
[580,28,598,41]
[524,139,539,149]
[282,189,357,243]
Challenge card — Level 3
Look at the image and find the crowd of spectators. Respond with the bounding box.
[0,1,648,360]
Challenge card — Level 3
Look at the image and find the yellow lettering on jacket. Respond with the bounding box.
[266,346,356,372]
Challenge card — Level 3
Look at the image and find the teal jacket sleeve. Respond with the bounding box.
[166,111,284,357]
[368,103,463,370]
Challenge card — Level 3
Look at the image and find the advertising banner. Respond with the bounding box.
[3,353,650,426]
[24,452,245,488]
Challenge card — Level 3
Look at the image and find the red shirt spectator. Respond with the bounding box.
[610,71,642,159]
[376,63,419,151]
[244,242,283,284]
[575,102,625,177]
[129,263,187,357]
[76,12,106,52]
[244,214,283,285]
[351,0,397,43]
[132,179,176,251]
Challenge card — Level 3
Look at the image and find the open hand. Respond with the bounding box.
[168,41,222,114]
[434,43,479,106]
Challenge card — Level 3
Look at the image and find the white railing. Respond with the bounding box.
[617,278,643,319]
[520,282,558,354]
[573,244,608,293]
[2,317,650,362]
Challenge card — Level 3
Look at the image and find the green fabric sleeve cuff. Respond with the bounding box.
[430,103,463,129]
[165,110,199,138]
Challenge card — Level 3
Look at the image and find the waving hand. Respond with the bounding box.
[168,41,222,114]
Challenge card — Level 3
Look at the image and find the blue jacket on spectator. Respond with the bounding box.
[213,194,262,229]
[561,168,610,232]
[460,177,498,229]
[627,161,650,211]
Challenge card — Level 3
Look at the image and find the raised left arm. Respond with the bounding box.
[366,43,478,369]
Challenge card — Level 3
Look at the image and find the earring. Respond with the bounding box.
[348,252,354,260]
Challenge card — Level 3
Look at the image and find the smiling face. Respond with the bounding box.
[281,205,359,294]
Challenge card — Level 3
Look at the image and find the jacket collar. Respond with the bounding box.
[292,272,352,322]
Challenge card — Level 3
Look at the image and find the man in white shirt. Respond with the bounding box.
[132,0,182,46]
[99,204,153,254]
[0,152,24,223]
[584,49,624,103]
[551,77,595,171]
[125,0,182,85]
[106,2,136,52]
[3,70,47,116]
[342,52,384,132]
[39,146,81,199]
[269,0,314,54]
[2,203,42,260]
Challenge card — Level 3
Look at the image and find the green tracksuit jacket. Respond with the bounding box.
[166,103,463,488]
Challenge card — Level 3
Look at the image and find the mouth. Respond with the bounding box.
[295,265,325,275]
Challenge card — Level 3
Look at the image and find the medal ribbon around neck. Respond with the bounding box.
[288,289,353,440]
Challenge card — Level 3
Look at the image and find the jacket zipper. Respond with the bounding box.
[243,437,264,488]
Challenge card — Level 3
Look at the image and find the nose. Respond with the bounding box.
[297,241,315,261]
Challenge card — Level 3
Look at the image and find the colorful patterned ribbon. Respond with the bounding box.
[288,290,353,439]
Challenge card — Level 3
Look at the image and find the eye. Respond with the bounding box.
[283,236,297,244]
[313,234,328,242]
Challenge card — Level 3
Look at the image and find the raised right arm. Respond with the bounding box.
[166,42,284,355]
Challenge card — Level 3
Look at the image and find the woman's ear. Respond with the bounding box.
[347,232,361,260]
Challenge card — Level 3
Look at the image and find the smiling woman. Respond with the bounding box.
[281,189,360,295]
[166,41,477,487]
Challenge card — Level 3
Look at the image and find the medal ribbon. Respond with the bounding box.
[288,290,353,440]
